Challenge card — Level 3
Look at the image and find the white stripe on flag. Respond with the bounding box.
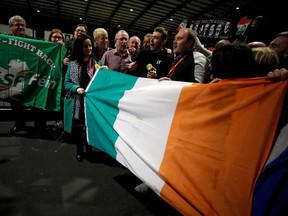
[114,78,192,193]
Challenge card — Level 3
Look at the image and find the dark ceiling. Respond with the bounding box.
[0,0,286,41]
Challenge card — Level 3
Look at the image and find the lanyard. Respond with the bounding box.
[167,54,188,78]
[87,57,94,76]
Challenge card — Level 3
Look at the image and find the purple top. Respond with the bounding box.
[101,48,132,73]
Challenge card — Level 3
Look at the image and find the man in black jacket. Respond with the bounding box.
[167,28,197,82]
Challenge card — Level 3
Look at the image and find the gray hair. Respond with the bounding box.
[115,30,129,39]
[8,15,26,27]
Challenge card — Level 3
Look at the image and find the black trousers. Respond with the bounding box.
[10,102,46,129]
[72,120,91,154]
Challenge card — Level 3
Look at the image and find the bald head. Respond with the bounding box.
[215,39,230,50]
[248,41,266,48]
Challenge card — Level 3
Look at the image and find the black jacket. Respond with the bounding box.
[170,50,196,82]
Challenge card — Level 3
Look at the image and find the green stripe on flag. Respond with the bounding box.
[85,69,138,159]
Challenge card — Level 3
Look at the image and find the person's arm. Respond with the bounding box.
[101,52,108,67]
[64,62,81,93]
[194,37,212,57]
[194,54,207,83]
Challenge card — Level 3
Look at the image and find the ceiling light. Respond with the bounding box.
[130,9,133,12]
[169,18,173,21]
[79,17,83,20]
[236,7,240,10]
[118,24,121,28]
[37,10,40,13]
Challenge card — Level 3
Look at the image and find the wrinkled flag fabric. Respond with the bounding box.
[0,34,66,111]
[85,69,288,216]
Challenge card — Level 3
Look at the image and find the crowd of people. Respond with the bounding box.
[3,14,288,213]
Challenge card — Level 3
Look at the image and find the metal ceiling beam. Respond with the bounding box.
[189,0,235,20]
[56,0,61,17]
[152,0,193,29]
[26,0,32,14]
[104,0,125,28]
[83,0,92,22]
[126,0,158,30]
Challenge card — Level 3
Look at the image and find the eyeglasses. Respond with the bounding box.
[51,36,63,40]
[116,37,128,42]
[75,29,86,33]
[13,23,25,27]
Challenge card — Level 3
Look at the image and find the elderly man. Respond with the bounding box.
[9,15,31,38]
[128,35,141,61]
[101,30,132,73]
[7,15,46,135]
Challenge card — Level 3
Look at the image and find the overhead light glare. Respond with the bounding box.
[37,10,40,13]
[130,8,133,12]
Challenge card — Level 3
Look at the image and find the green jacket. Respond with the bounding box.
[63,62,80,133]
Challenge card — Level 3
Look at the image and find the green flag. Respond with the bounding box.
[0,34,66,111]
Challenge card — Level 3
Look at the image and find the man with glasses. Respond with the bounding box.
[63,24,88,66]
[101,30,132,73]
[7,15,46,135]
[9,15,31,38]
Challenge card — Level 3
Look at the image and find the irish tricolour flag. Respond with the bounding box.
[85,69,287,216]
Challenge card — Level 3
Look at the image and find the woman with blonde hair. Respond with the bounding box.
[93,28,111,61]
[252,47,279,76]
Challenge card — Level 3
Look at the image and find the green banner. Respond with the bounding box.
[0,34,66,111]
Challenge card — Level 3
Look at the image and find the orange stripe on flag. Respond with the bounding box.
[159,78,287,216]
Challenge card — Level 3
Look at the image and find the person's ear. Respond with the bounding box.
[188,40,194,49]
[284,49,288,58]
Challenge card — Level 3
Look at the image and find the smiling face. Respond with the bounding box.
[10,19,26,36]
[74,25,87,38]
[129,36,141,50]
[82,38,93,58]
[50,32,63,43]
[97,33,108,50]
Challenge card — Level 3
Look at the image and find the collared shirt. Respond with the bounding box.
[193,51,207,83]
[101,48,132,73]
